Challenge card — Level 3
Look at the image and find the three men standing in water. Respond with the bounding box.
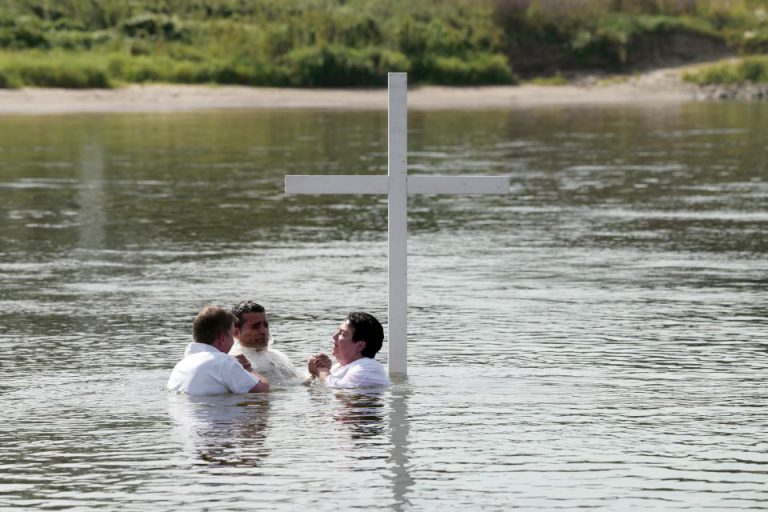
[167,302,389,395]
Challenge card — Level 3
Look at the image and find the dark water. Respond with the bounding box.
[0,102,766,510]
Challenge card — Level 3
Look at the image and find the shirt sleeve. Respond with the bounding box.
[221,357,261,393]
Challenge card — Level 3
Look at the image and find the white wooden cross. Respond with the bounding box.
[285,72,509,376]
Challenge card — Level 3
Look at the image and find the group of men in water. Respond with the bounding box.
[166,301,390,395]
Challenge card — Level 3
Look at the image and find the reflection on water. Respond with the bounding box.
[0,103,766,510]
[168,394,272,467]
[387,379,414,512]
[166,383,413,509]
[77,143,105,250]
[333,390,388,439]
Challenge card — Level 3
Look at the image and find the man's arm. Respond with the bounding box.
[234,353,270,393]
[248,375,269,393]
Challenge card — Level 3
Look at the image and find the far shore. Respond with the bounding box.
[0,66,707,115]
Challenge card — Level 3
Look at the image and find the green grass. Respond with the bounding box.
[0,50,111,88]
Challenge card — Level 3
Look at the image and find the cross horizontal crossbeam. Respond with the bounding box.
[285,175,509,195]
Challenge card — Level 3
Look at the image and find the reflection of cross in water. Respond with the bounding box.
[285,72,509,376]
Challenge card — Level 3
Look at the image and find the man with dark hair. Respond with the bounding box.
[167,306,270,395]
[228,300,305,386]
[307,312,390,388]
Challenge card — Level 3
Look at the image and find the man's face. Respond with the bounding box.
[332,320,364,366]
[235,312,270,351]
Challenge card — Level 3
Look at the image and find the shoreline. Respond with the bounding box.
[0,66,709,115]
[0,82,700,115]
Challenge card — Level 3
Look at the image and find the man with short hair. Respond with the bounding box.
[307,312,390,388]
[167,306,270,395]
[229,300,305,386]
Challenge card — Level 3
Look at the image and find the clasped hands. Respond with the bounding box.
[307,353,332,378]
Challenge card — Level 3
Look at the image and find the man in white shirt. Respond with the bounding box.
[167,306,270,395]
[228,300,305,386]
[307,312,390,388]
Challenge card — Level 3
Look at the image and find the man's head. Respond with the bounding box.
[192,306,236,353]
[332,312,384,365]
[231,300,270,351]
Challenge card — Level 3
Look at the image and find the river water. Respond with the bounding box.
[0,101,766,510]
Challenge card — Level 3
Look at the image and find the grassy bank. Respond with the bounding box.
[0,0,767,88]
[0,0,515,88]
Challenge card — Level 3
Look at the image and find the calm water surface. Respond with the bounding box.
[0,102,766,510]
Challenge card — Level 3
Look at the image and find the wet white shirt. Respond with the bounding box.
[324,357,390,389]
[167,342,261,395]
[229,342,306,386]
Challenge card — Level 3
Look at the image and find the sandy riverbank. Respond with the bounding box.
[0,66,705,115]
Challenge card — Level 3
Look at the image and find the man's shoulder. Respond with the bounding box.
[347,357,389,384]
[355,357,385,370]
[186,342,225,359]
[183,346,233,369]
[324,358,389,388]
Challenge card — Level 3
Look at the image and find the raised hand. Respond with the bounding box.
[235,354,252,372]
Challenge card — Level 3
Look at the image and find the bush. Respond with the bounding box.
[683,56,768,84]
[121,13,189,41]
[0,15,49,49]
[416,52,517,84]
[280,45,410,87]
[170,60,210,83]
[3,58,111,87]
[738,55,768,82]
[107,55,167,82]
[0,68,21,88]
[205,59,269,85]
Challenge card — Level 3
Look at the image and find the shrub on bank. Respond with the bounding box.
[415,53,516,85]
[0,68,20,88]
[684,55,768,84]
[279,45,410,87]
[0,51,111,87]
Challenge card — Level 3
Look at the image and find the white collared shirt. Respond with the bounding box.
[167,342,261,395]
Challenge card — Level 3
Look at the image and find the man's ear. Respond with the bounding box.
[233,325,241,339]
[212,331,227,351]
[356,340,367,355]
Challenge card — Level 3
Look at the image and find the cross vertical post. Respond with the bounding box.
[388,73,408,376]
